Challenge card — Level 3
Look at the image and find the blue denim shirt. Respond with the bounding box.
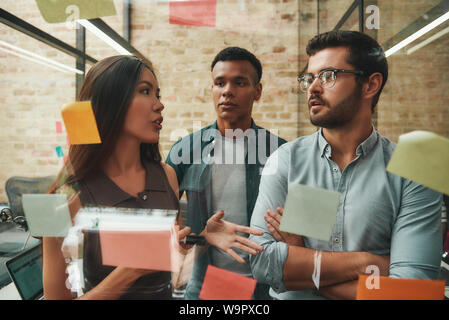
[249,127,443,299]
[166,120,286,299]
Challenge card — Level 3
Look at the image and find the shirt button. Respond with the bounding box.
[142,194,148,201]
[325,147,329,152]
[334,237,339,243]
[333,167,338,172]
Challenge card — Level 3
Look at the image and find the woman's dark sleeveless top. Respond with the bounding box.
[77,161,179,300]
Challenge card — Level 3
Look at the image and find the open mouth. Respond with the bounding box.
[153,117,163,129]
[309,98,325,109]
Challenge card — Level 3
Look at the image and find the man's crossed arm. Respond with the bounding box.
[261,207,390,300]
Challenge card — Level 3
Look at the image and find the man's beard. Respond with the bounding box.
[309,85,363,129]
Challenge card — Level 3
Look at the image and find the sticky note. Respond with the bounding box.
[55,146,64,158]
[356,275,445,300]
[61,101,101,145]
[99,228,180,272]
[169,0,216,27]
[35,0,117,23]
[22,194,73,237]
[199,265,257,300]
[280,184,341,241]
[66,135,70,146]
[386,131,449,195]
[56,121,63,134]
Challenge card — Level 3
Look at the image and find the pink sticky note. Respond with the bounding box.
[169,0,216,27]
[99,228,180,272]
[199,265,257,300]
[56,121,63,133]
[66,135,70,146]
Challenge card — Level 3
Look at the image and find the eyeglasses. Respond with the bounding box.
[297,68,364,92]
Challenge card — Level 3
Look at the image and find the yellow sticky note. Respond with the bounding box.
[35,0,116,24]
[61,101,101,145]
[386,131,449,195]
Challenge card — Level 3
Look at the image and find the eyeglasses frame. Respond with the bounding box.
[297,68,365,92]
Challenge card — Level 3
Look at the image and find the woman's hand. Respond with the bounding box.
[203,210,264,264]
[264,207,304,246]
[175,224,192,254]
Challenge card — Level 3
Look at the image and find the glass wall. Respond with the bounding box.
[0,0,448,301]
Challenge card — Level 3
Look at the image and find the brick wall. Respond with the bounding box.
[129,0,300,156]
[0,0,448,202]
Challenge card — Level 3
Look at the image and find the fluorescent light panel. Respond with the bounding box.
[0,40,83,74]
[406,25,449,55]
[77,19,131,55]
[385,10,449,57]
[0,46,72,74]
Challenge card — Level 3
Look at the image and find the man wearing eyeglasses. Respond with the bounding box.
[249,30,442,299]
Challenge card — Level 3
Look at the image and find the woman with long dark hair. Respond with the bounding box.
[43,55,190,299]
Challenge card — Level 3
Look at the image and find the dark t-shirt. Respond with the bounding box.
[77,160,179,300]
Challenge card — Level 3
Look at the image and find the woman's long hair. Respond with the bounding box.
[48,55,161,193]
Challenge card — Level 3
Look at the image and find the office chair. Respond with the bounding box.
[0,176,55,254]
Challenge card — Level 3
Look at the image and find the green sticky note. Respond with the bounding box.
[280,184,341,241]
[35,0,117,23]
[386,131,449,195]
[22,194,73,237]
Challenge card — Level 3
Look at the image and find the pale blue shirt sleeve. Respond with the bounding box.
[249,146,290,293]
[389,179,443,279]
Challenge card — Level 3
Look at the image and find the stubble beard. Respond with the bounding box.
[310,85,363,129]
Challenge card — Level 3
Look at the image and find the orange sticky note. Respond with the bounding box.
[99,228,180,272]
[199,265,257,300]
[61,101,101,145]
[356,275,445,300]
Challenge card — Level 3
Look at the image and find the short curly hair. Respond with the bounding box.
[211,47,262,84]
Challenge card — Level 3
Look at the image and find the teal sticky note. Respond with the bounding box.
[22,194,73,237]
[55,146,64,158]
[280,184,341,241]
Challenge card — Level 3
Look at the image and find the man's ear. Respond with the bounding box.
[363,72,382,100]
[254,82,262,101]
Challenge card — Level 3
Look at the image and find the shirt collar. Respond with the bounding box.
[356,126,378,156]
[318,125,378,158]
[83,161,166,206]
[206,119,259,143]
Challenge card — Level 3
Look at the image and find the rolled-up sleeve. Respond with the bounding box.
[249,147,290,293]
[389,179,443,280]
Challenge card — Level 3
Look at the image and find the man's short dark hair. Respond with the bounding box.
[211,47,262,84]
[306,30,388,112]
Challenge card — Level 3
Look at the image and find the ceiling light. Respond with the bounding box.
[0,41,83,74]
[406,25,449,55]
[385,10,449,57]
[77,19,131,55]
